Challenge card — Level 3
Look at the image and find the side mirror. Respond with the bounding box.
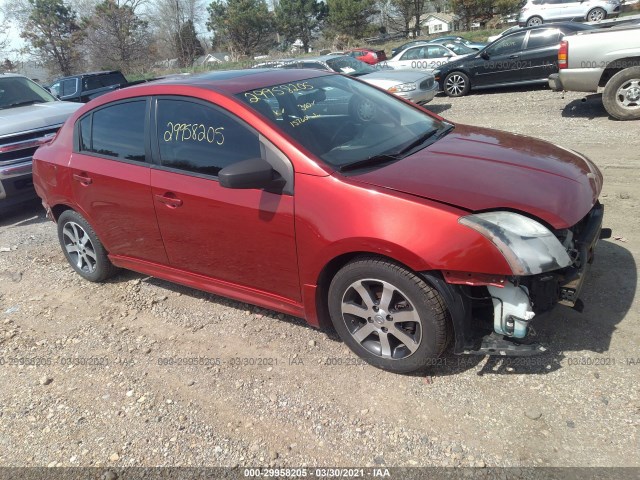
[219,157,285,191]
[480,51,490,60]
[443,52,453,57]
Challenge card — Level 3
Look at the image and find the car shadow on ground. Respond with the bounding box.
[561,93,610,120]
[424,103,452,115]
[429,240,636,377]
[0,200,47,229]
[469,84,550,96]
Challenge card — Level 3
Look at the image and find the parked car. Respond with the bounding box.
[429,36,488,51]
[548,25,640,119]
[49,70,149,103]
[385,43,473,71]
[344,48,388,65]
[391,40,430,57]
[0,74,82,212]
[274,55,439,104]
[488,25,523,43]
[434,23,594,96]
[518,0,621,26]
[33,69,607,373]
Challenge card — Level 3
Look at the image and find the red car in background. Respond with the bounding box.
[33,69,606,373]
[345,48,387,65]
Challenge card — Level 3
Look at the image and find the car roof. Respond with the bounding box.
[54,70,122,81]
[138,68,333,95]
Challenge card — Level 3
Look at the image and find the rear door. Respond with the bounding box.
[518,28,562,81]
[70,98,168,263]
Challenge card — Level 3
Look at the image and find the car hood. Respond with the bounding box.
[361,70,433,85]
[345,125,602,229]
[0,101,82,137]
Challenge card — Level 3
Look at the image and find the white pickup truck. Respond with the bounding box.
[0,74,81,212]
[548,26,640,120]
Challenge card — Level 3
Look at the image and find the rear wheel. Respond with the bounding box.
[587,7,606,22]
[443,71,470,97]
[526,16,543,27]
[57,210,116,282]
[602,67,640,120]
[328,257,449,373]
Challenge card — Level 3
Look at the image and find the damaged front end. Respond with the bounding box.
[424,203,609,356]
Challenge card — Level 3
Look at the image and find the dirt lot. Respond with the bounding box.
[0,86,638,469]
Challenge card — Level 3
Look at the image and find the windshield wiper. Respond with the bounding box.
[0,100,46,110]
[338,153,400,172]
[338,123,455,173]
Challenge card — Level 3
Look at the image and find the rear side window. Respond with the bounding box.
[78,100,146,162]
[526,29,561,49]
[488,31,527,55]
[156,98,261,177]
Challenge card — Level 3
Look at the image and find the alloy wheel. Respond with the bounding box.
[62,221,98,274]
[340,278,422,359]
[527,17,542,26]
[588,8,605,21]
[445,74,466,96]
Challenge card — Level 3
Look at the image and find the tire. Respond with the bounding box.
[602,67,640,121]
[328,257,449,373]
[443,71,470,97]
[57,210,117,282]
[526,16,543,27]
[587,7,606,22]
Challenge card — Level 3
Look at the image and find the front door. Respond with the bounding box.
[149,97,301,302]
[471,31,527,87]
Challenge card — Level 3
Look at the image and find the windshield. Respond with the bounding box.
[0,76,56,109]
[325,57,376,76]
[443,43,475,55]
[236,74,445,169]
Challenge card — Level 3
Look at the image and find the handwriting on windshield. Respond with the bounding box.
[290,113,319,127]
[298,101,315,111]
[164,122,225,145]
[245,82,314,103]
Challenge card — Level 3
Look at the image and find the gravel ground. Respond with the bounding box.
[0,86,638,469]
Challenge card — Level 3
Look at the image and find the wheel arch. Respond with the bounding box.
[599,59,640,88]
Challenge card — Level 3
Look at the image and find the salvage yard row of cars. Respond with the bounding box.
[1,16,638,373]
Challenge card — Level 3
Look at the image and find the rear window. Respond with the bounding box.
[79,100,146,162]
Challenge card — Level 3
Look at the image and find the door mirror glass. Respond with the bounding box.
[480,50,490,60]
[219,157,285,191]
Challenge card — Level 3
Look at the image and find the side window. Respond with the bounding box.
[78,115,91,151]
[526,29,561,49]
[156,99,261,177]
[427,46,448,58]
[488,32,527,56]
[80,100,146,161]
[50,82,60,97]
[61,79,77,97]
[401,47,421,60]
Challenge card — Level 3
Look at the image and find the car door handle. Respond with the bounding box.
[155,193,183,208]
[508,54,520,59]
[72,173,92,185]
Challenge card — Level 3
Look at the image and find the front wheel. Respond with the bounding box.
[587,7,606,22]
[443,72,470,97]
[328,257,449,373]
[57,210,117,282]
[602,67,640,120]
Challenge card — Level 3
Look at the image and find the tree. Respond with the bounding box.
[275,0,326,53]
[83,0,153,72]
[206,0,274,58]
[387,0,414,35]
[150,0,205,61]
[175,19,204,67]
[411,0,426,36]
[450,0,494,29]
[21,0,83,76]
[326,0,378,39]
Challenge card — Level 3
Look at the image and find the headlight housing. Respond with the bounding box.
[388,82,416,93]
[459,211,572,275]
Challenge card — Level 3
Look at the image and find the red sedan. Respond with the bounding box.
[33,69,606,373]
[345,48,388,65]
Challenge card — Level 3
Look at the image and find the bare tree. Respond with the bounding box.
[150,0,205,61]
[83,0,153,73]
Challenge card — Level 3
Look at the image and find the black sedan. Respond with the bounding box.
[434,23,593,97]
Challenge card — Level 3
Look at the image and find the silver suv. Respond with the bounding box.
[518,0,621,27]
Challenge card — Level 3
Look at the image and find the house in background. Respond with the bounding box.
[412,12,461,35]
[193,52,230,67]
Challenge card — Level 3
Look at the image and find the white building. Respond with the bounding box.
[413,13,461,35]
